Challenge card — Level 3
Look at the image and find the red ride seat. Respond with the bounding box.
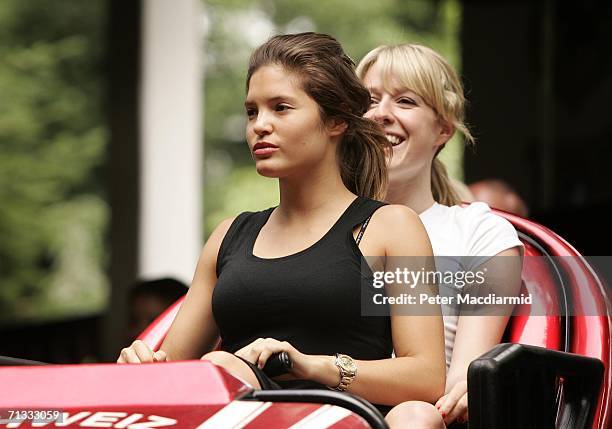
[504,239,563,350]
[139,211,611,429]
[471,210,611,429]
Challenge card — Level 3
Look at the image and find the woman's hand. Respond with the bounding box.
[435,380,468,425]
[117,340,168,364]
[235,337,315,379]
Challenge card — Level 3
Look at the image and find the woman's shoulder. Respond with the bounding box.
[454,202,522,256]
[424,201,511,228]
[422,200,493,219]
[365,204,421,242]
[212,208,274,251]
[215,207,274,235]
[419,202,522,257]
[457,201,496,216]
[456,202,516,232]
[371,203,420,225]
[367,204,433,255]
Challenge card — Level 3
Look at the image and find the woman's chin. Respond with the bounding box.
[255,164,282,178]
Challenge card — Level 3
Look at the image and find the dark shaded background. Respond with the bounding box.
[462,0,612,258]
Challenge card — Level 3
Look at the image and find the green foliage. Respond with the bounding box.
[0,0,108,323]
[205,166,279,234]
[202,0,464,234]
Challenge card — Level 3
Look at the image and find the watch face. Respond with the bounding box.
[339,355,356,372]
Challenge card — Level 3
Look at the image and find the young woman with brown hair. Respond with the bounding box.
[118,33,445,424]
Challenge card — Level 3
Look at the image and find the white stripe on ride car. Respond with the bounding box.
[196,401,272,429]
[288,405,352,429]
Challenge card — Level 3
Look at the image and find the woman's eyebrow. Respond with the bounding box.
[394,89,421,100]
[244,95,298,106]
[268,95,298,103]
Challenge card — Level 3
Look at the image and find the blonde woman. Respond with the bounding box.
[357,45,523,428]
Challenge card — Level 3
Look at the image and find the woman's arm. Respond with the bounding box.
[437,246,523,423]
[445,246,522,388]
[340,205,445,405]
[118,217,235,363]
[158,217,235,360]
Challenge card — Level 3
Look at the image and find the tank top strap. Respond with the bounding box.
[216,208,274,276]
[333,196,387,234]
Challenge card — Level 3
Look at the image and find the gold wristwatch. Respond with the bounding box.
[332,353,357,391]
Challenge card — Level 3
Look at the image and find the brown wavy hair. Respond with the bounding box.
[247,32,390,200]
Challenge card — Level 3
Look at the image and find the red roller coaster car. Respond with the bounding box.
[0,211,610,429]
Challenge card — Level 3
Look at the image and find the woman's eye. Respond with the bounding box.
[245,108,256,118]
[398,98,416,106]
[275,104,291,112]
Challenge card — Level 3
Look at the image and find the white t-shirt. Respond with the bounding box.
[419,202,523,368]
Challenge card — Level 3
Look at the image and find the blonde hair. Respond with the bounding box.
[356,44,474,205]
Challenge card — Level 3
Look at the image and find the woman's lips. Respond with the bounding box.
[253,142,279,156]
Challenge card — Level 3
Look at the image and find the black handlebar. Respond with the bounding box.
[262,352,293,377]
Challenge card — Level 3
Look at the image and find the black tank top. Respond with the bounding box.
[212,196,392,360]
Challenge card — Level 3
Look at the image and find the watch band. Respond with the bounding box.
[332,353,357,392]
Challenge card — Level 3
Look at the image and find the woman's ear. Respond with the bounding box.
[327,118,348,137]
[436,118,455,147]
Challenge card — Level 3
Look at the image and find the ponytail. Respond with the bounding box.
[338,116,389,200]
[431,158,460,206]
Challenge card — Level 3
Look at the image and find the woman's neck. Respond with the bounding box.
[276,166,355,223]
[385,174,436,215]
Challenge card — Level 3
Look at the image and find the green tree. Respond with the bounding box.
[0,0,108,322]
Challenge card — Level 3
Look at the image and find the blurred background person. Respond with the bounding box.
[127,278,188,344]
[468,179,529,217]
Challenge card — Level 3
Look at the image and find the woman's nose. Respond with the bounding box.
[371,101,394,124]
[253,113,273,135]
